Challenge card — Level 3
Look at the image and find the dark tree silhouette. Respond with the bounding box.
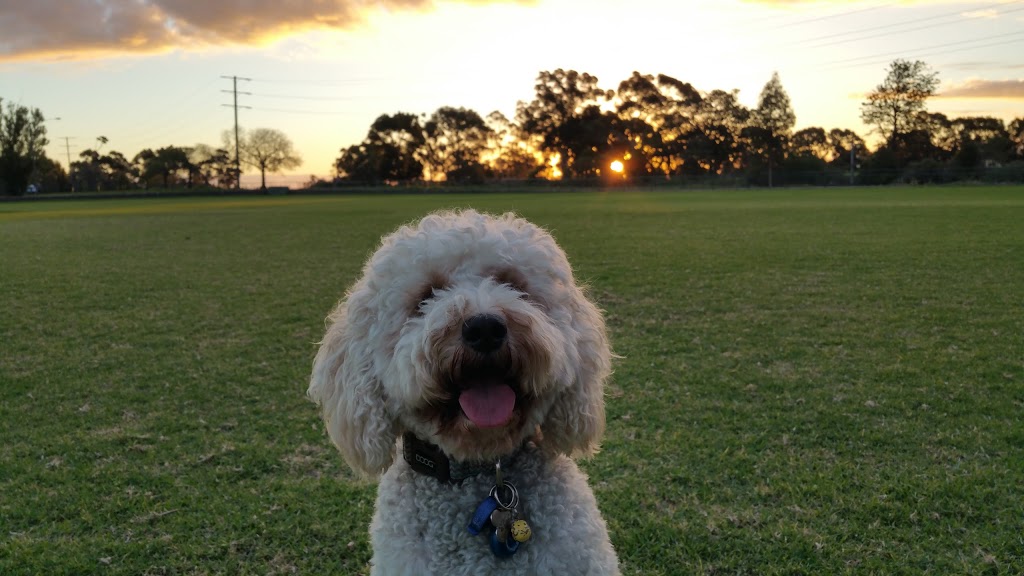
[689,90,749,174]
[72,148,135,191]
[652,74,703,175]
[0,99,48,195]
[484,111,543,179]
[915,112,956,160]
[190,144,236,188]
[749,72,795,186]
[32,154,67,192]
[336,113,425,182]
[516,69,610,179]
[100,151,134,189]
[615,72,696,176]
[153,147,188,188]
[861,59,939,150]
[558,105,624,177]
[328,63,1019,187]
[953,117,1011,164]
[1009,118,1024,159]
[827,129,866,167]
[421,107,492,182]
[791,127,830,161]
[616,72,666,126]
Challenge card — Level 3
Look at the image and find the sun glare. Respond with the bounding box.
[609,160,624,173]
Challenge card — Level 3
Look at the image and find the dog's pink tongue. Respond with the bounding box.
[458,383,516,428]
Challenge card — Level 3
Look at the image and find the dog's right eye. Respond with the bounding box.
[416,286,435,306]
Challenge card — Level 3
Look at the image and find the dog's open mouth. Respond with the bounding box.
[447,357,522,429]
[458,379,516,428]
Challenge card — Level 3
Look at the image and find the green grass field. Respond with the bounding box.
[2,186,1022,575]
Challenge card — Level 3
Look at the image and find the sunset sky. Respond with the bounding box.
[2,0,1022,186]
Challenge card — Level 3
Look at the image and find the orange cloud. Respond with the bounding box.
[0,0,527,62]
[939,79,1024,99]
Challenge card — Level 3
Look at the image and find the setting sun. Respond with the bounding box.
[609,160,624,173]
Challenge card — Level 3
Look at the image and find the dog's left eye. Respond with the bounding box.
[415,286,435,311]
[417,287,433,303]
[492,269,529,299]
[414,277,447,314]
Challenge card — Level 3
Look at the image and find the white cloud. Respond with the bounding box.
[0,0,529,61]
[938,78,1024,99]
[961,8,998,18]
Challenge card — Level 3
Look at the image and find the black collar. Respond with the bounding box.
[402,433,524,484]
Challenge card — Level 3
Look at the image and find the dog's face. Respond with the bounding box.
[310,210,611,474]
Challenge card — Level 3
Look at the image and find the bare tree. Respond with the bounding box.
[239,128,302,189]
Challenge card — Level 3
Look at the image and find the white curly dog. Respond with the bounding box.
[309,209,619,575]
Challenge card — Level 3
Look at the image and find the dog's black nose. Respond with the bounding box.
[462,314,507,353]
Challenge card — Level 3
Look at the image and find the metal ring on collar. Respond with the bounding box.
[489,482,519,510]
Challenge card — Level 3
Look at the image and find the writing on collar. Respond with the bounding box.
[402,433,524,484]
[403,433,454,482]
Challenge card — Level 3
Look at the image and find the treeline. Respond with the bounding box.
[69,144,239,192]
[0,116,300,195]
[332,64,1024,187]
[4,60,1023,196]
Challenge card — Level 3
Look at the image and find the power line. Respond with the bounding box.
[803,2,1024,52]
[718,1,1002,63]
[770,1,902,30]
[826,35,1024,71]
[116,108,223,153]
[777,0,1021,51]
[248,92,356,102]
[712,0,1024,90]
[248,76,380,87]
[116,77,221,149]
[729,0,900,30]
[822,30,1024,69]
[250,106,354,116]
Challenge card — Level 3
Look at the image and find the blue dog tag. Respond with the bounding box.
[468,496,499,536]
[489,529,521,558]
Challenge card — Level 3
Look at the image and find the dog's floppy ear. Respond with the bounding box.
[308,297,398,477]
[542,289,612,458]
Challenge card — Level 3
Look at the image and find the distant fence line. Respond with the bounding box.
[5,166,1024,201]
[319,164,1024,190]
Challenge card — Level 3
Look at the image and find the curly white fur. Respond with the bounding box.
[309,210,619,575]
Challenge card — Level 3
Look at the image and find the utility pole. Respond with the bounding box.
[849,145,857,186]
[63,137,73,167]
[62,136,75,193]
[221,75,251,189]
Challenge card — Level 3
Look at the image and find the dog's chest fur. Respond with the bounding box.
[367,448,619,576]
